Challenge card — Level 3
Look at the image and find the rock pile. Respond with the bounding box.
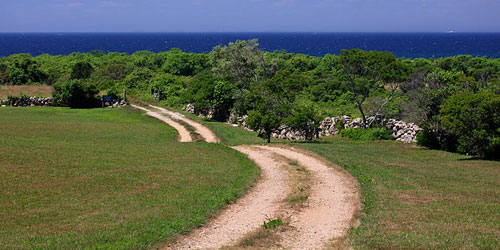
[385,119,422,143]
[7,96,52,107]
[183,103,196,113]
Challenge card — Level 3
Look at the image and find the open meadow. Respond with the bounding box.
[181,113,500,249]
[0,107,259,249]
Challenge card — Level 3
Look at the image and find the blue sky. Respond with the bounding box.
[1,0,499,32]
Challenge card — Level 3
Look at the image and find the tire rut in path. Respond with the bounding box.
[256,146,361,249]
[131,104,192,142]
[167,145,290,250]
[149,105,219,143]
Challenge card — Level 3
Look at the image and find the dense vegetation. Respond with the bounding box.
[0,107,259,249]
[1,39,499,157]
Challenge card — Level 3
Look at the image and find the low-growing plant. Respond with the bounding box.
[287,194,309,203]
[263,217,284,230]
[340,127,393,141]
[335,119,345,131]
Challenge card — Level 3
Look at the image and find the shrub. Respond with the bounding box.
[340,128,393,141]
[417,126,440,149]
[440,92,500,158]
[335,120,345,131]
[284,103,322,140]
[52,80,99,108]
[106,86,119,99]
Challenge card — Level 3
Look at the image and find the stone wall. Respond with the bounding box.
[185,104,422,143]
[4,96,53,107]
[319,116,422,143]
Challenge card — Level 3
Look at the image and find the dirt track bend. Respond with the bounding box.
[257,146,360,249]
[131,105,360,249]
[131,104,192,142]
[149,105,219,143]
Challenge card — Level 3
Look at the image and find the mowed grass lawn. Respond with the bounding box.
[180,116,500,249]
[299,137,500,249]
[0,107,259,249]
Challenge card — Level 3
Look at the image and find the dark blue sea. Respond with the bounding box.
[1,32,500,59]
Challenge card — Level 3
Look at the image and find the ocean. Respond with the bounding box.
[1,32,500,59]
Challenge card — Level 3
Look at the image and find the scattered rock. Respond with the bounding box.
[183,103,196,113]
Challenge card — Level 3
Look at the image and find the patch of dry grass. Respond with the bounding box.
[0,85,53,99]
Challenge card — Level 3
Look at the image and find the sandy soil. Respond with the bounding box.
[167,146,290,250]
[131,104,192,142]
[149,105,219,143]
[257,146,361,249]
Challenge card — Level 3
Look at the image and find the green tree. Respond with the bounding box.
[339,49,408,128]
[246,110,282,143]
[52,80,99,108]
[440,92,500,158]
[246,80,291,143]
[163,49,210,76]
[71,62,94,80]
[284,103,322,140]
[211,39,266,87]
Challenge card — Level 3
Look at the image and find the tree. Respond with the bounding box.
[163,49,210,76]
[339,49,408,128]
[440,92,500,158]
[284,103,322,140]
[52,80,98,108]
[71,62,94,79]
[210,39,266,87]
[246,110,282,143]
[246,81,291,143]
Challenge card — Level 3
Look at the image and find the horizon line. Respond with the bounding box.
[2,31,500,34]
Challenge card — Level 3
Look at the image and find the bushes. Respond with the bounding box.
[440,92,500,158]
[340,128,393,141]
[417,126,441,149]
[52,80,98,108]
[284,104,322,140]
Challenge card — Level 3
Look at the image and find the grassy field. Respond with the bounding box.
[171,111,500,249]
[0,85,53,99]
[0,107,259,249]
[299,137,500,249]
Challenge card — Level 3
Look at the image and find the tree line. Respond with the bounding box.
[1,39,499,158]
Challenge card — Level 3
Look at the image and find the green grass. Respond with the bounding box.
[262,218,284,230]
[0,106,259,249]
[135,104,500,249]
[298,137,500,249]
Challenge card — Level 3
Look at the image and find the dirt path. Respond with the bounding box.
[168,146,290,249]
[130,105,360,249]
[257,146,361,249]
[149,105,219,143]
[131,104,192,142]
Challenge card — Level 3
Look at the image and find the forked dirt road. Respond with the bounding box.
[131,104,192,142]
[149,105,219,143]
[132,105,360,249]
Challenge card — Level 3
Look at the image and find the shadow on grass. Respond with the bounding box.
[458,156,500,162]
